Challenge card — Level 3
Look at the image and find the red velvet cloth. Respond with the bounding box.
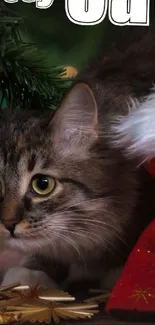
[105,220,155,321]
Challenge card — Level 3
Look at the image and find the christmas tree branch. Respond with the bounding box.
[0,2,71,111]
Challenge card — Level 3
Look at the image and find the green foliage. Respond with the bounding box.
[11,1,109,70]
[0,3,71,111]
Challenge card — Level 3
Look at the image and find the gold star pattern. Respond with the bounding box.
[130,289,154,304]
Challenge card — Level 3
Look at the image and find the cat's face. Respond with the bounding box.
[0,84,137,261]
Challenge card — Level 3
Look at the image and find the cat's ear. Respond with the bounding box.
[51,83,98,157]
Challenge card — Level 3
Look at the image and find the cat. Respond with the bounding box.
[1,26,155,290]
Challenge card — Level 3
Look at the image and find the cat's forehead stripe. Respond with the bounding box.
[17,135,23,149]
[27,154,36,172]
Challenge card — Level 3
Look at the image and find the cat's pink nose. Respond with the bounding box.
[3,219,17,236]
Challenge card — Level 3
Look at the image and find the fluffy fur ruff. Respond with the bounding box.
[112,91,155,162]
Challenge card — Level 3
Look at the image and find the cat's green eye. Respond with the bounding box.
[31,174,55,196]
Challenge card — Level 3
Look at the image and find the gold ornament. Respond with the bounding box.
[0,283,99,323]
[61,66,78,79]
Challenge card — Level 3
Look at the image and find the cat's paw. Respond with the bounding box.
[1,267,58,289]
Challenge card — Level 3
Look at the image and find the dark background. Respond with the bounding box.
[5,1,155,72]
[4,0,120,72]
[4,1,155,72]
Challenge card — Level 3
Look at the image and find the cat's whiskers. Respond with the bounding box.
[57,227,127,254]
[27,210,128,247]
[44,211,128,245]
[43,231,88,272]
[41,219,127,253]
[26,223,81,257]
[49,226,125,262]
[45,231,82,258]
[59,216,123,230]
[62,201,130,226]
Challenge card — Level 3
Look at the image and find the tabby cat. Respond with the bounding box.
[1,26,155,290]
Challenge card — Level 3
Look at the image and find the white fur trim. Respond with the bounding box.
[112,92,155,160]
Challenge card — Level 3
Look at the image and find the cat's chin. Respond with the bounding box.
[3,237,27,252]
[5,235,50,255]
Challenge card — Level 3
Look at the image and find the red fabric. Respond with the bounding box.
[144,159,155,178]
[105,219,155,314]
